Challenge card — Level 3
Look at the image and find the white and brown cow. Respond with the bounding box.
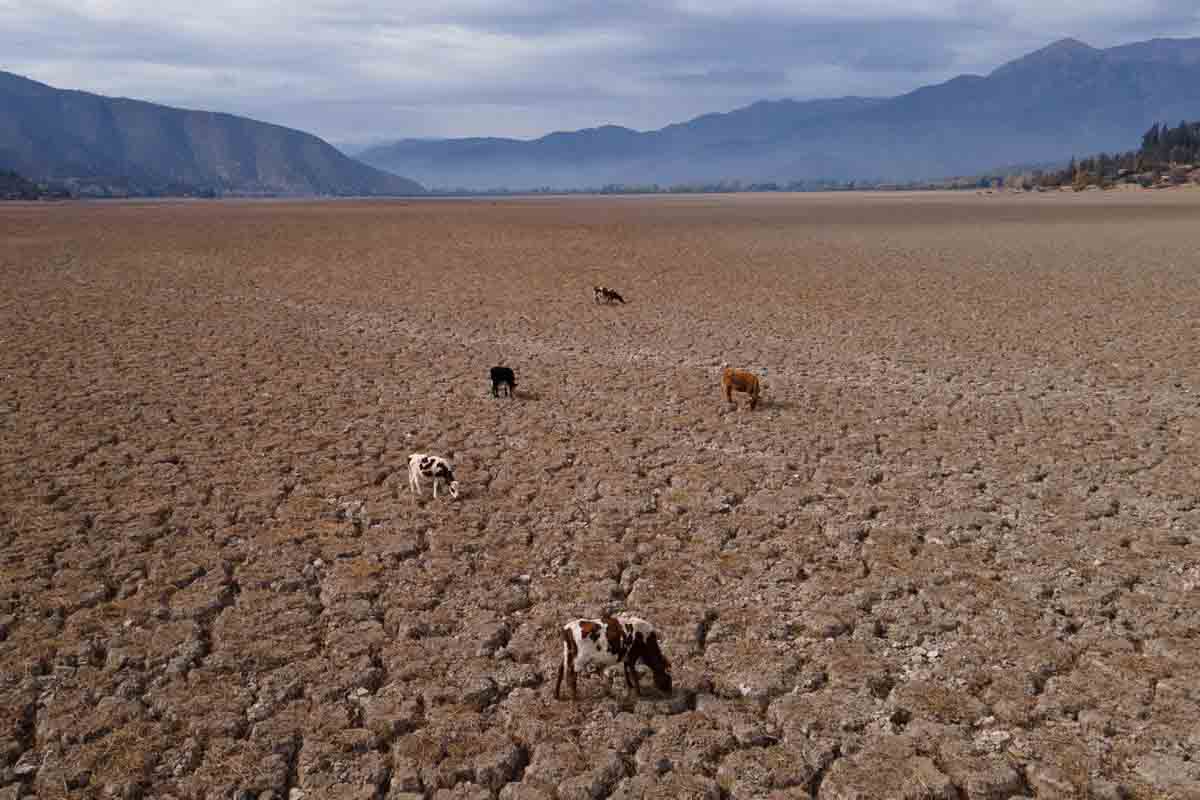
[554,614,672,701]
[407,453,459,499]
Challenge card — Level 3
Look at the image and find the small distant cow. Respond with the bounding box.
[490,366,516,398]
[407,453,459,499]
[593,286,626,305]
[721,367,762,410]
[554,614,672,701]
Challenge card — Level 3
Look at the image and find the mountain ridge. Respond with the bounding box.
[0,71,424,197]
[358,36,1200,190]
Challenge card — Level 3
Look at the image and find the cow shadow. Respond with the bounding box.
[764,397,802,411]
[489,389,540,401]
[716,396,801,415]
[613,686,694,713]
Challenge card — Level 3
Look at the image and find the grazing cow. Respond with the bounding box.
[490,366,517,398]
[721,367,762,410]
[554,614,672,701]
[593,286,626,305]
[407,453,459,499]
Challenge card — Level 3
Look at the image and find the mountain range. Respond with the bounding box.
[0,71,423,197]
[357,37,1200,190]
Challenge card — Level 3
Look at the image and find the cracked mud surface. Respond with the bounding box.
[2,192,1199,799]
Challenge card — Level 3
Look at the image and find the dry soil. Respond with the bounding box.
[2,191,1199,800]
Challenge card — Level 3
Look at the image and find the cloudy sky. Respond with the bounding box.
[3,1,1199,148]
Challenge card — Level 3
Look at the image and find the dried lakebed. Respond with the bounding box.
[2,192,1199,799]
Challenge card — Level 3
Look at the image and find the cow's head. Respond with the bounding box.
[643,634,673,694]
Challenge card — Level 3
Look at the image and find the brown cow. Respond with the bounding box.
[721,367,762,410]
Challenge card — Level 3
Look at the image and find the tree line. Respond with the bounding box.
[0,170,70,200]
[994,120,1200,191]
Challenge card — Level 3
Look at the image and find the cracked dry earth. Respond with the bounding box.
[2,191,1199,800]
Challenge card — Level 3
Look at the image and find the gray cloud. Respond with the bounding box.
[2,0,1198,144]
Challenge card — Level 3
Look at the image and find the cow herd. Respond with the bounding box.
[406,286,765,702]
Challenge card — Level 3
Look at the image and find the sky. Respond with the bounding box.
[3,1,1199,148]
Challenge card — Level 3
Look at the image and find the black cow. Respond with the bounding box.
[490,366,517,398]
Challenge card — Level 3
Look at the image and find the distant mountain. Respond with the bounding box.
[358,37,1200,189]
[0,72,423,197]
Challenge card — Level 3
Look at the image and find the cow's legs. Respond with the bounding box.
[626,661,642,696]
